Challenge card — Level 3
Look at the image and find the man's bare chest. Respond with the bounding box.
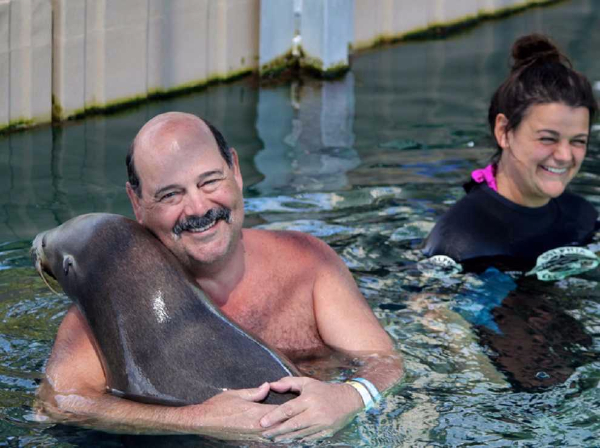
[220,285,326,360]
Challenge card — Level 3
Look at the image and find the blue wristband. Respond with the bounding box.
[351,377,381,402]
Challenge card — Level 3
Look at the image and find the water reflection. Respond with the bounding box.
[477,285,594,392]
[254,74,359,195]
[2,1,599,242]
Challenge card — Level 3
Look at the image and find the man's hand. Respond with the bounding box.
[260,377,364,442]
[197,382,279,435]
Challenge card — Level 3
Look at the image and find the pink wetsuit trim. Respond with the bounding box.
[471,164,498,192]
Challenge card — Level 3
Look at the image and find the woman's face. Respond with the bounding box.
[495,102,590,207]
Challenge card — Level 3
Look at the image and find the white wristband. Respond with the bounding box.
[346,380,374,410]
[352,377,381,402]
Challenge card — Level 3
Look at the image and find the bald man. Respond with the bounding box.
[38,112,403,442]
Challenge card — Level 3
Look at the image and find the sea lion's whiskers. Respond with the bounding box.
[35,258,61,295]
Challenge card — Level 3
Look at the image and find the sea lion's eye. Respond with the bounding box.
[63,256,74,276]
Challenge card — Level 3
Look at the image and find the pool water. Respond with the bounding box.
[2,1,600,446]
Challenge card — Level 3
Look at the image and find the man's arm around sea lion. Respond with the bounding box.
[38,230,403,441]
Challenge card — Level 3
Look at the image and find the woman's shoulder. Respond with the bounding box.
[431,183,515,230]
[422,184,508,260]
[556,190,598,218]
[553,191,599,241]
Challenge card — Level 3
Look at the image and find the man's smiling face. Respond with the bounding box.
[127,114,244,271]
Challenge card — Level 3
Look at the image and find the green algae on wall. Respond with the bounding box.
[300,55,350,80]
[353,0,565,51]
[259,49,296,78]
[52,93,150,122]
[0,117,39,135]
[478,0,561,18]
[50,67,255,122]
[148,68,254,99]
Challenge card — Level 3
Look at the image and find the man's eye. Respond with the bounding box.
[540,137,557,144]
[572,139,587,147]
[159,192,177,201]
[202,178,222,187]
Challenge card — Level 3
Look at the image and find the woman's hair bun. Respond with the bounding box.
[510,33,568,71]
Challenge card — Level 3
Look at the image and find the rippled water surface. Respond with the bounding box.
[2,1,600,446]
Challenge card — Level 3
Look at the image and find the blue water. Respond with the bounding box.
[1,1,600,446]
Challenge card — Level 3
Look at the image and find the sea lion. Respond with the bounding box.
[32,213,299,406]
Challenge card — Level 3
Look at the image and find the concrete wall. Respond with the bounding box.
[1,0,52,130]
[301,0,354,75]
[52,0,259,120]
[259,0,296,74]
[0,0,562,131]
[353,0,558,50]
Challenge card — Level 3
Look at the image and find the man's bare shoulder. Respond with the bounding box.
[242,228,338,264]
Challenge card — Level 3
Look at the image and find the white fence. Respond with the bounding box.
[0,0,560,131]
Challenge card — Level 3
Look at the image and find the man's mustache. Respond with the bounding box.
[172,208,232,236]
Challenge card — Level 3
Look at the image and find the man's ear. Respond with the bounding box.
[126,182,144,224]
[494,113,510,150]
[229,148,243,190]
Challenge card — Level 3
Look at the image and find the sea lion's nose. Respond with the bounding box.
[30,232,46,266]
[30,247,38,266]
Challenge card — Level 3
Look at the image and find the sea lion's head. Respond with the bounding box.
[31,214,121,295]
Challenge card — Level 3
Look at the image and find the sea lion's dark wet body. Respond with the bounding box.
[32,213,299,406]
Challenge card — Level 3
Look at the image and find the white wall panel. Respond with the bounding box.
[302,0,353,73]
[259,0,295,73]
[2,0,51,129]
[147,0,210,93]
[0,1,10,127]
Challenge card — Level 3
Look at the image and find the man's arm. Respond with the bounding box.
[260,236,404,442]
[37,305,277,439]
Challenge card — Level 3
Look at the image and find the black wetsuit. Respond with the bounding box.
[423,182,599,273]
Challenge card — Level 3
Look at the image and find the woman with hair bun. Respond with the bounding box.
[423,34,599,274]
